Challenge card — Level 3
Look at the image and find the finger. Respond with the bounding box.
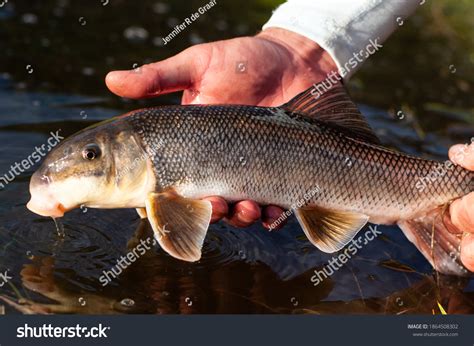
[203,196,228,223]
[450,193,474,233]
[225,200,261,228]
[262,205,287,231]
[449,143,474,170]
[105,47,201,99]
[461,234,474,272]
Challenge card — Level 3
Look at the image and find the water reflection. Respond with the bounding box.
[1,219,472,315]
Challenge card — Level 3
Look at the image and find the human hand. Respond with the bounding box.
[448,142,474,272]
[106,27,338,229]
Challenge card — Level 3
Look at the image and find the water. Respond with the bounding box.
[0,0,473,314]
[52,217,65,238]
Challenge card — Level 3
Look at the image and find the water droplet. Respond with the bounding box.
[78,297,86,306]
[162,291,170,297]
[52,217,65,238]
[120,298,135,307]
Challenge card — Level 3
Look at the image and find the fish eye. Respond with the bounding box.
[82,144,101,161]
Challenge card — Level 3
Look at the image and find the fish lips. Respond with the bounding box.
[27,169,68,217]
[27,194,66,218]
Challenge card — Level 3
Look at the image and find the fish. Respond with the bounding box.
[26,84,473,276]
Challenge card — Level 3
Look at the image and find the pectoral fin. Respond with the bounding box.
[295,206,369,253]
[136,208,147,219]
[145,191,212,262]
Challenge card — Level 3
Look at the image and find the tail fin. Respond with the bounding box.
[398,206,471,276]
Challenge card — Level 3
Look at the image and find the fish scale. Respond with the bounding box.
[128,104,472,224]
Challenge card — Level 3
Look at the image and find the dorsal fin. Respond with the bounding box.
[281,83,380,144]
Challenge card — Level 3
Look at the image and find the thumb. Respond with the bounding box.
[449,143,474,170]
[105,47,202,99]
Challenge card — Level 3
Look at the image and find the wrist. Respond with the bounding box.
[256,27,338,77]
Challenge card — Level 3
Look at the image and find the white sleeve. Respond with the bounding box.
[262,0,420,80]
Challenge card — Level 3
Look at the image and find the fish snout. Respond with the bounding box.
[30,169,52,187]
[27,171,65,217]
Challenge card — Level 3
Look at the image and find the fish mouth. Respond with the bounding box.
[27,195,66,218]
[27,170,67,217]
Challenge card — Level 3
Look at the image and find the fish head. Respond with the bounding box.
[27,119,153,217]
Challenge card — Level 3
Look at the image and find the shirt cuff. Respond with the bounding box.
[262,0,419,80]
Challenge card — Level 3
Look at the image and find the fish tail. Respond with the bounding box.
[398,205,471,276]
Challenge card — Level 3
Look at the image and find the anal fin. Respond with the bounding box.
[295,206,369,253]
[398,206,470,276]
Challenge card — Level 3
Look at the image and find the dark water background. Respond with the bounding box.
[0,0,473,314]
